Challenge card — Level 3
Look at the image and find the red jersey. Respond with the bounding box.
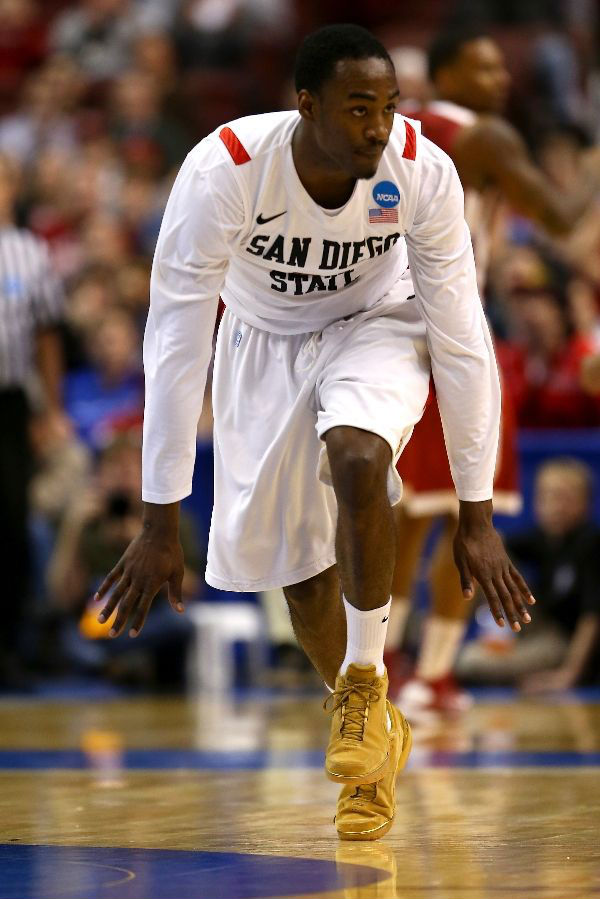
[397,101,519,515]
[404,100,504,293]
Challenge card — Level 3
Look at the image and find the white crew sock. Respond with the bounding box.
[340,596,391,677]
[384,596,411,651]
[416,615,467,682]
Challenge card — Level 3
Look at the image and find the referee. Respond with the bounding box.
[0,153,65,688]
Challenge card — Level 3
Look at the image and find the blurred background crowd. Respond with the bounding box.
[1,0,600,695]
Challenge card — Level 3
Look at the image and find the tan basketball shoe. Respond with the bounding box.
[335,701,412,841]
[324,663,390,785]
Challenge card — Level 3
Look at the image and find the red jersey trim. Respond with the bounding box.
[402,120,417,160]
[219,127,251,165]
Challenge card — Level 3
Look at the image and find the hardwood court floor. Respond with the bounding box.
[0,687,599,899]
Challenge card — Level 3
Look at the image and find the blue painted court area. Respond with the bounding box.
[0,845,387,899]
[0,747,599,769]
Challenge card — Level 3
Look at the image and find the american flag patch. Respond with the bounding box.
[368,207,398,224]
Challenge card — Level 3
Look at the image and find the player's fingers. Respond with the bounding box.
[128,590,156,637]
[95,565,122,601]
[509,563,536,605]
[492,576,521,632]
[454,551,474,599]
[97,574,130,622]
[109,583,140,637]
[479,578,505,627]
[168,571,185,613]
[503,569,531,623]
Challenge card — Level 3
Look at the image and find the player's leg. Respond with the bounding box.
[421,514,471,686]
[325,424,395,615]
[388,505,433,654]
[400,513,473,714]
[322,424,397,784]
[314,296,429,789]
[283,565,345,689]
[321,427,415,834]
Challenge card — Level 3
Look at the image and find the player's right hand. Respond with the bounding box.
[94,532,185,638]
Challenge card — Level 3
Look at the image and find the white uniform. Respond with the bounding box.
[142,110,500,591]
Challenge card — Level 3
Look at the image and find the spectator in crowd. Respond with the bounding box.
[50,0,173,84]
[132,31,180,107]
[63,305,144,451]
[174,0,293,71]
[47,434,201,686]
[59,265,120,369]
[581,353,600,395]
[27,407,92,668]
[29,407,92,530]
[0,0,48,115]
[0,55,82,166]
[0,151,66,686]
[495,271,600,428]
[457,458,600,690]
[108,69,189,176]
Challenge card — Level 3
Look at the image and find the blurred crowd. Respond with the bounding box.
[1,0,600,692]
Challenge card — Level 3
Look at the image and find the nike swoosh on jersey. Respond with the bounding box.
[256,211,286,225]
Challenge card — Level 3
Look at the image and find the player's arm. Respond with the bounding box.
[454,117,595,235]
[405,138,534,630]
[95,150,246,637]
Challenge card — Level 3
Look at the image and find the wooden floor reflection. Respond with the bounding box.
[1,690,599,899]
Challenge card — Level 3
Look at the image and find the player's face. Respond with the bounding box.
[454,38,510,113]
[311,58,399,179]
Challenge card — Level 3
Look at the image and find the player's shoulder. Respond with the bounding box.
[387,113,455,176]
[401,101,473,157]
[187,110,298,174]
[461,113,522,152]
[387,112,421,160]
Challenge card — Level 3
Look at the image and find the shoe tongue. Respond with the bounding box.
[344,663,377,683]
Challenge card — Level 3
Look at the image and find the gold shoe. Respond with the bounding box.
[335,701,412,841]
[324,664,390,785]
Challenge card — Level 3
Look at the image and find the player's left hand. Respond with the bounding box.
[453,500,535,632]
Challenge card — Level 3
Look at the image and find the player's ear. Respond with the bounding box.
[297,89,316,121]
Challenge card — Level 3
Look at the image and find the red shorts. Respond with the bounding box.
[397,378,521,517]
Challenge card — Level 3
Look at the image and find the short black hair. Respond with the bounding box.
[428,26,490,81]
[294,24,393,95]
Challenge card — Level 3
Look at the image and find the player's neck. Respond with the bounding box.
[291,121,356,209]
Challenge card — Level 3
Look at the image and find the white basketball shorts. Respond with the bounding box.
[205,279,430,592]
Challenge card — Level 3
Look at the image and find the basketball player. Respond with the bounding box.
[390,28,597,716]
[94,25,534,840]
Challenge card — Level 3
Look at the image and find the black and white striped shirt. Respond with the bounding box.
[0,226,64,388]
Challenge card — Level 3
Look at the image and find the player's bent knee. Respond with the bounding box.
[325,426,390,506]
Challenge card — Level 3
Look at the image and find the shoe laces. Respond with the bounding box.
[323,680,381,742]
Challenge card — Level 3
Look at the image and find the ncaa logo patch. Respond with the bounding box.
[373,181,400,208]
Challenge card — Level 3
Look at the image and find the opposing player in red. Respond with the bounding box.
[390,28,598,716]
